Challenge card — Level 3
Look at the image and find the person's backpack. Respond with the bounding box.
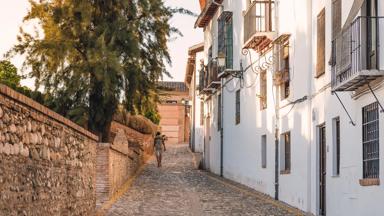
[154,136,162,147]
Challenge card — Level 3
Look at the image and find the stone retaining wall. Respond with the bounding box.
[0,84,98,215]
[96,121,154,208]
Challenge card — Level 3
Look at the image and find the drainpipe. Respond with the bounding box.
[220,78,224,177]
[274,124,279,200]
[306,0,313,212]
[274,0,280,201]
[192,66,197,152]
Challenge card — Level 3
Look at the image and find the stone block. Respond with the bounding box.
[3,143,10,155]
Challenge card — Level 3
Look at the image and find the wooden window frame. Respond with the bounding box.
[260,70,267,110]
[279,40,290,100]
[316,8,326,78]
[280,131,291,174]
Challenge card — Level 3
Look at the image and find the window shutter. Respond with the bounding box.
[218,17,226,57]
[225,17,233,69]
[331,0,342,70]
[260,70,267,110]
[199,67,204,91]
[332,0,341,39]
[316,8,326,77]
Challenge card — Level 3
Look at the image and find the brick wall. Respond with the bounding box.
[96,121,154,208]
[0,84,98,215]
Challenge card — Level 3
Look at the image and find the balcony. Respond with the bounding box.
[195,0,224,28]
[243,0,276,52]
[331,16,384,91]
[198,60,220,95]
[206,60,221,89]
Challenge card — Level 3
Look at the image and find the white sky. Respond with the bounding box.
[0,1,203,88]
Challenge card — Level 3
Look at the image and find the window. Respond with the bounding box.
[225,17,233,69]
[208,46,213,61]
[362,102,380,179]
[278,40,290,100]
[235,90,240,125]
[280,132,291,173]
[165,100,177,104]
[330,0,341,67]
[218,12,233,69]
[316,8,325,77]
[260,70,267,110]
[331,0,341,40]
[200,101,204,126]
[332,117,341,176]
[261,135,267,168]
[218,94,222,130]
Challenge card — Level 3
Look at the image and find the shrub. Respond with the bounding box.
[113,109,158,135]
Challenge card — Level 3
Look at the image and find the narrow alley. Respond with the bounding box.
[106,145,303,216]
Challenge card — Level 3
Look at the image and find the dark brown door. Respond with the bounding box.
[319,125,326,216]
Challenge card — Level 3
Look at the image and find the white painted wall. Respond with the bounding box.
[195,0,384,215]
[192,51,205,153]
[310,1,384,215]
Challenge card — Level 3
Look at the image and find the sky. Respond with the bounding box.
[0,1,203,88]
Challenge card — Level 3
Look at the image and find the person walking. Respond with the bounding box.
[154,132,166,167]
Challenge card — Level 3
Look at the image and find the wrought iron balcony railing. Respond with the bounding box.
[198,60,221,94]
[243,0,275,51]
[208,60,220,88]
[331,16,384,91]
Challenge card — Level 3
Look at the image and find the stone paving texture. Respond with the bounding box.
[106,144,303,216]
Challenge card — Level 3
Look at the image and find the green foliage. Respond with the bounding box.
[0,60,47,105]
[144,109,160,125]
[9,0,190,141]
[113,108,157,135]
[0,60,22,88]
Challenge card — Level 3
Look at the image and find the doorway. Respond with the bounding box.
[319,124,326,216]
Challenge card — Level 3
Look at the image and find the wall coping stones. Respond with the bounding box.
[0,84,99,141]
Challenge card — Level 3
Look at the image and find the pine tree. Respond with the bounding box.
[8,0,191,141]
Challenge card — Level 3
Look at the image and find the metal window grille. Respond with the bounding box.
[198,67,205,91]
[225,17,233,69]
[362,102,380,179]
[235,90,240,124]
[284,132,291,171]
[218,94,222,130]
[261,135,267,168]
[200,101,204,126]
[218,18,226,57]
[276,40,290,100]
[336,118,341,175]
[218,12,233,69]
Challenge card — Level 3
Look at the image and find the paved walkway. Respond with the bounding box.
[106,145,303,216]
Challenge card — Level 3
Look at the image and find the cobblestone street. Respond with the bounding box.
[106,145,303,216]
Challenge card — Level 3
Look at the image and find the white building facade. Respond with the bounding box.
[191,0,384,215]
[185,43,206,153]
